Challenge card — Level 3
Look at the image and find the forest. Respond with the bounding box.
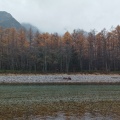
[0,26,120,73]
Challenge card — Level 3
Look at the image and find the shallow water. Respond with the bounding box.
[0,85,120,119]
[21,112,120,120]
[0,85,120,103]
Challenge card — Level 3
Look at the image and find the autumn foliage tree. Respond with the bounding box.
[0,26,120,73]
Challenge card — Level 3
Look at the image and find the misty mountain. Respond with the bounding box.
[0,11,22,29]
[21,23,39,33]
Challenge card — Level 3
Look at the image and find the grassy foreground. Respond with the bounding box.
[0,101,120,119]
[0,85,120,119]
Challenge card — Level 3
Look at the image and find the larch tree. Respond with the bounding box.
[63,31,72,73]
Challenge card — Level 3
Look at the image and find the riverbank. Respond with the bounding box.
[0,74,120,84]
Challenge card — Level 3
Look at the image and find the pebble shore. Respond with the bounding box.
[0,74,120,84]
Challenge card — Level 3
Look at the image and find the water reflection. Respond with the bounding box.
[15,112,120,120]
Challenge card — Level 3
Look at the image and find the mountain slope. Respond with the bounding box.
[0,11,22,29]
[21,23,39,33]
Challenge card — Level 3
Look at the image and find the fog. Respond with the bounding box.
[0,0,120,33]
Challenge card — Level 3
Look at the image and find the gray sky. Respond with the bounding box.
[0,0,120,33]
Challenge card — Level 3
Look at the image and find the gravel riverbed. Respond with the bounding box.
[0,74,120,84]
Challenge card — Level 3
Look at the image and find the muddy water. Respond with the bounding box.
[0,85,120,119]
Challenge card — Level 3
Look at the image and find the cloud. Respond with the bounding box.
[0,0,120,33]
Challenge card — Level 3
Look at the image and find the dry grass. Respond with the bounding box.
[0,101,120,119]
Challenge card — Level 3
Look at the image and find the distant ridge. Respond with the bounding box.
[21,23,39,33]
[0,11,22,29]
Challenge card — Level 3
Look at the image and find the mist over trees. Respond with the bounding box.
[0,26,120,73]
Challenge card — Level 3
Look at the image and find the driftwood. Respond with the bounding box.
[63,77,71,80]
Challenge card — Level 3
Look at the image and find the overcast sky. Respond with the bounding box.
[0,0,120,33]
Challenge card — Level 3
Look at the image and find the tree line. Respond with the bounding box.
[0,26,120,73]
